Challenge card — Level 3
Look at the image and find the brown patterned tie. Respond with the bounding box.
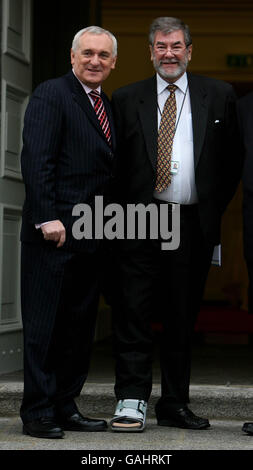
[89,90,112,146]
[155,84,177,192]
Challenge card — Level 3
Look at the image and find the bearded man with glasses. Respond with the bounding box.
[109,16,242,432]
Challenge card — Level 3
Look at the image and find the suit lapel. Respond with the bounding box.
[102,91,116,151]
[187,73,208,169]
[65,71,113,149]
[137,76,158,172]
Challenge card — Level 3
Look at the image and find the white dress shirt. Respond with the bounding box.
[72,68,101,104]
[153,72,198,205]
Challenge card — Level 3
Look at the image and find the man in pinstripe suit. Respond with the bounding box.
[20,26,117,438]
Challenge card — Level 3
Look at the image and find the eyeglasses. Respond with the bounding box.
[153,44,189,55]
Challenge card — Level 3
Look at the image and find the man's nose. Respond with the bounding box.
[90,54,100,65]
[164,48,175,58]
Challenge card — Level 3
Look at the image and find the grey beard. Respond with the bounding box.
[154,59,188,81]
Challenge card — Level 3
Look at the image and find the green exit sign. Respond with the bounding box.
[227,54,253,68]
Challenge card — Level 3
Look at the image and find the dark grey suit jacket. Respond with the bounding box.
[111,73,242,245]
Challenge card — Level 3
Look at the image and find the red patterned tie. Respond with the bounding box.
[89,90,111,146]
[155,84,177,192]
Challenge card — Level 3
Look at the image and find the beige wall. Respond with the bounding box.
[101,0,253,309]
[101,0,253,96]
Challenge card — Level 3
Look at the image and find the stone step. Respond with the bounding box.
[1,382,253,419]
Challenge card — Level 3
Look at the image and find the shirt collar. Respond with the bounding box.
[157,72,188,95]
[72,69,101,95]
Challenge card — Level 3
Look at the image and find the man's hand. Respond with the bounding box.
[41,220,66,248]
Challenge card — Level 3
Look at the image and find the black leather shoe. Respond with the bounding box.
[242,422,253,435]
[23,417,64,438]
[155,403,210,430]
[58,412,107,432]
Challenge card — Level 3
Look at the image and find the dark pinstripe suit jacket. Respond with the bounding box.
[21,70,116,252]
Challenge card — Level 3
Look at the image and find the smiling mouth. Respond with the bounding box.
[87,69,102,73]
[161,61,178,66]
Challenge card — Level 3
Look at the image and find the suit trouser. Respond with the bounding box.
[20,242,100,424]
[243,205,253,314]
[245,260,253,315]
[112,205,214,406]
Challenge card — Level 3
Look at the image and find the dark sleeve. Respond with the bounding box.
[111,91,125,150]
[21,80,63,224]
[237,93,253,195]
[220,85,244,212]
[237,94,253,263]
[110,91,126,201]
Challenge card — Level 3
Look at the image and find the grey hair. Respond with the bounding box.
[149,17,192,48]
[72,26,117,57]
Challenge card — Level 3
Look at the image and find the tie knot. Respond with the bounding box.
[89,90,100,101]
[167,84,177,94]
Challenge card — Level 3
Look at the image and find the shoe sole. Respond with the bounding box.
[110,420,145,432]
[157,419,210,430]
[23,426,64,439]
[242,428,253,435]
[110,426,145,433]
